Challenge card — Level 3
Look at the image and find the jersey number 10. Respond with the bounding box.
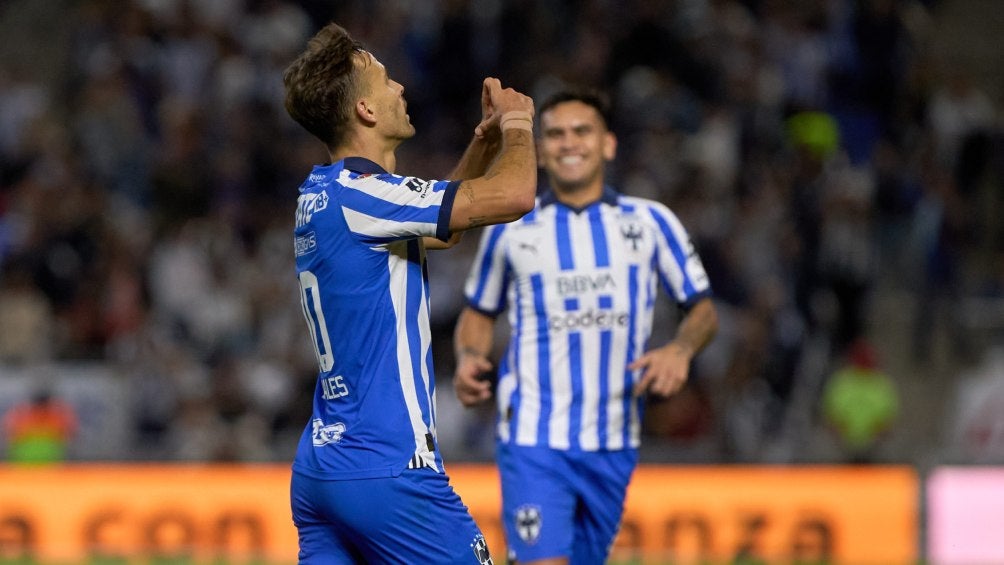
[298,270,334,372]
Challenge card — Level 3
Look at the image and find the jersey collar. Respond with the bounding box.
[539,185,619,213]
[341,156,388,175]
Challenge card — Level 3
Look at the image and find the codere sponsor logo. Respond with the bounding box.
[549,309,628,332]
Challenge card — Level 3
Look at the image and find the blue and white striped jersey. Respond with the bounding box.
[292,157,458,480]
[464,187,711,452]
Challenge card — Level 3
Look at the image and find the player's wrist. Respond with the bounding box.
[457,346,488,361]
[500,110,533,132]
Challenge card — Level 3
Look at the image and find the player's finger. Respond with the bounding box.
[632,371,653,397]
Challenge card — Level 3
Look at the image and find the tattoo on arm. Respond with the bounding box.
[461,183,475,204]
[467,216,487,228]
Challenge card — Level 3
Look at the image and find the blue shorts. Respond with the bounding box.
[497,444,637,564]
[291,468,494,564]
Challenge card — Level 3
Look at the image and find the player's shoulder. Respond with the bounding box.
[614,193,678,220]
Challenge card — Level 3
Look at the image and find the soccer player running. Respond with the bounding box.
[453,87,719,565]
[282,22,536,565]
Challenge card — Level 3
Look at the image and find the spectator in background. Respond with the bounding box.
[0,255,53,363]
[1,387,77,464]
[821,338,899,464]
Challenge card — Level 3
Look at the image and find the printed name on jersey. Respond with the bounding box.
[294,231,317,257]
[308,172,326,183]
[320,374,349,400]
[311,418,346,446]
[514,505,542,545]
[295,190,329,227]
[403,177,433,198]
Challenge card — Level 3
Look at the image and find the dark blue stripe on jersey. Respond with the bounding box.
[436,181,460,242]
[497,259,513,314]
[623,264,639,448]
[588,205,610,267]
[555,206,574,270]
[568,331,583,451]
[598,327,612,449]
[470,224,507,313]
[650,207,696,297]
[531,274,551,445]
[405,239,432,428]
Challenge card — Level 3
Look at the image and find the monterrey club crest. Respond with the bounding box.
[471,533,493,565]
[514,504,542,545]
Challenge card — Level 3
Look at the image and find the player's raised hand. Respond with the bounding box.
[474,77,534,139]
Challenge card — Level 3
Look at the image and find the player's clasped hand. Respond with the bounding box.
[474,77,535,140]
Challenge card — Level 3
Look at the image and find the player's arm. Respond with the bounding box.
[423,134,498,249]
[449,78,536,232]
[630,297,718,397]
[453,307,497,407]
[426,79,527,250]
[423,232,462,250]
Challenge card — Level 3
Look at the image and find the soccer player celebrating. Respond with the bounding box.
[453,87,719,565]
[282,22,536,564]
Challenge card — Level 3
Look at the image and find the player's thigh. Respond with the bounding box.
[368,468,493,564]
[569,449,638,564]
[497,444,577,562]
[291,472,365,564]
[292,469,492,565]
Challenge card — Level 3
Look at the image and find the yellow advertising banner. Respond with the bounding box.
[0,464,917,564]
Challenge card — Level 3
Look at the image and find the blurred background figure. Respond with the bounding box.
[821,339,899,464]
[1,386,77,463]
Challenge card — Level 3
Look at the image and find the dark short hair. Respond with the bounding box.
[537,86,612,129]
[282,22,364,149]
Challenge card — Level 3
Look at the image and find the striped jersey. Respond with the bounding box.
[292,157,458,480]
[464,187,711,451]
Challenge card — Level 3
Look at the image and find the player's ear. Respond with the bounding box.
[602,131,617,161]
[356,98,376,126]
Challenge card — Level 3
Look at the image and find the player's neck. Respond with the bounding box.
[330,132,399,173]
[553,181,603,209]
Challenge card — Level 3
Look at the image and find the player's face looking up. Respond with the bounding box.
[538,100,616,194]
[355,51,415,142]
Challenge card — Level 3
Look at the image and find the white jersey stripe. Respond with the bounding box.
[343,206,438,240]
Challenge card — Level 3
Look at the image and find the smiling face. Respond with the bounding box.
[355,51,415,142]
[538,100,616,198]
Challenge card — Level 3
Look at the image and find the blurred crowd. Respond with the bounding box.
[1,0,1002,465]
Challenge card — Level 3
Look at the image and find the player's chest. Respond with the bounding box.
[504,212,656,275]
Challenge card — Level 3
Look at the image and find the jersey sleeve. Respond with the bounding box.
[463,223,510,317]
[648,202,712,309]
[340,173,459,243]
